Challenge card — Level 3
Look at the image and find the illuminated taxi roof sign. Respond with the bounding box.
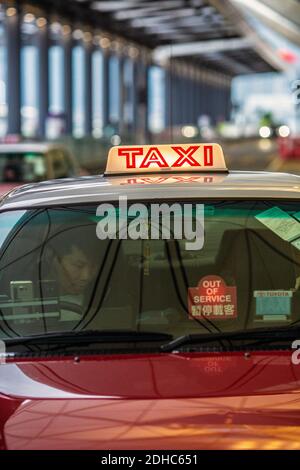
[105,143,228,175]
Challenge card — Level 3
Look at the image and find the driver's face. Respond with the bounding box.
[56,246,95,295]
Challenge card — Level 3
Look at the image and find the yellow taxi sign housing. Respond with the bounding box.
[105,143,227,175]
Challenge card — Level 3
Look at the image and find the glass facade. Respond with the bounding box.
[72,44,86,138]
[0,8,165,139]
[232,72,295,128]
[20,16,40,138]
[108,54,120,127]
[21,44,39,137]
[92,49,104,138]
[148,66,165,134]
[49,45,64,115]
[123,57,134,127]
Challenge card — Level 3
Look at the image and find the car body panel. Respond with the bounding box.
[1,351,300,450]
[1,171,300,211]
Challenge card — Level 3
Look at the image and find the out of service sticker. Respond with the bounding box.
[188,275,237,319]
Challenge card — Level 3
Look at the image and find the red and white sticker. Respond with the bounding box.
[188,275,237,319]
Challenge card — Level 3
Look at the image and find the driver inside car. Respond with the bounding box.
[46,231,99,320]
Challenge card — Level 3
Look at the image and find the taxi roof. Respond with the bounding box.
[1,171,300,211]
[0,142,66,154]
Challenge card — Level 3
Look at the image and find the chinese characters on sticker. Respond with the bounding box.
[188,275,237,319]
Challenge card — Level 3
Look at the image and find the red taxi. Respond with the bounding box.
[0,143,300,449]
[278,135,300,160]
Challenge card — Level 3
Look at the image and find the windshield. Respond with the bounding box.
[0,152,47,183]
[1,200,300,350]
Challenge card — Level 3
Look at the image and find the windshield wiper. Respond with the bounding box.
[161,326,300,352]
[4,330,173,347]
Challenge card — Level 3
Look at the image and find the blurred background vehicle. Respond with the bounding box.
[0,142,78,195]
[278,134,300,160]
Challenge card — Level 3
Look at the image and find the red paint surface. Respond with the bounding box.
[0,183,20,197]
[1,351,300,449]
[278,137,300,160]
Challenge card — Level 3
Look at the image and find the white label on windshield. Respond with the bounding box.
[262,315,287,322]
[255,207,300,242]
[254,290,292,317]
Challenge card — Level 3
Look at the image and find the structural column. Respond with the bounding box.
[225,83,232,121]
[102,50,110,131]
[173,75,183,126]
[132,58,138,136]
[206,83,214,124]
[185,76,190,124]
[84,41,93,135]
[215,86,221,122]
[63,33,73,135]
[182,75,190,125]
[220,86,228,122]
[38,21,49,138]
[187,70,194,124]
[122,57,132,135]
[198,81,206,118]
[195,77,201,125]
[216,86,224,122]
[193,72,200,125]
[164,68,171,129]
[165,66,180,128]
[190,73,197,125]
[7,8,21,135]
[118,55,125,136]
[178,75,185,125]
[136,52,150,143]
[124,58,135,135]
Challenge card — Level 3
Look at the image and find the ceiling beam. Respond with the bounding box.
[231,0,300,47]
[113,2,185,20]
[91,1,143,12]
[130,8,196,27]
[211,52,253,74]
[210,0,287,71]
[153,37,252,61]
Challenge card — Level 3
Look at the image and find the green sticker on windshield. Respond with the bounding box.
[292,238,300,251]
[255,207,300,242]
[254,290,292,320]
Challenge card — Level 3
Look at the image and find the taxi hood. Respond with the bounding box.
[1,351,300,449]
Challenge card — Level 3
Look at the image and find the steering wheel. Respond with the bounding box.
[58,301,84,316]
[137,308,181,326]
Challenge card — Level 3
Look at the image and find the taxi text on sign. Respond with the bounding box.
[188,275,237,320]
[105,143,227,175]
